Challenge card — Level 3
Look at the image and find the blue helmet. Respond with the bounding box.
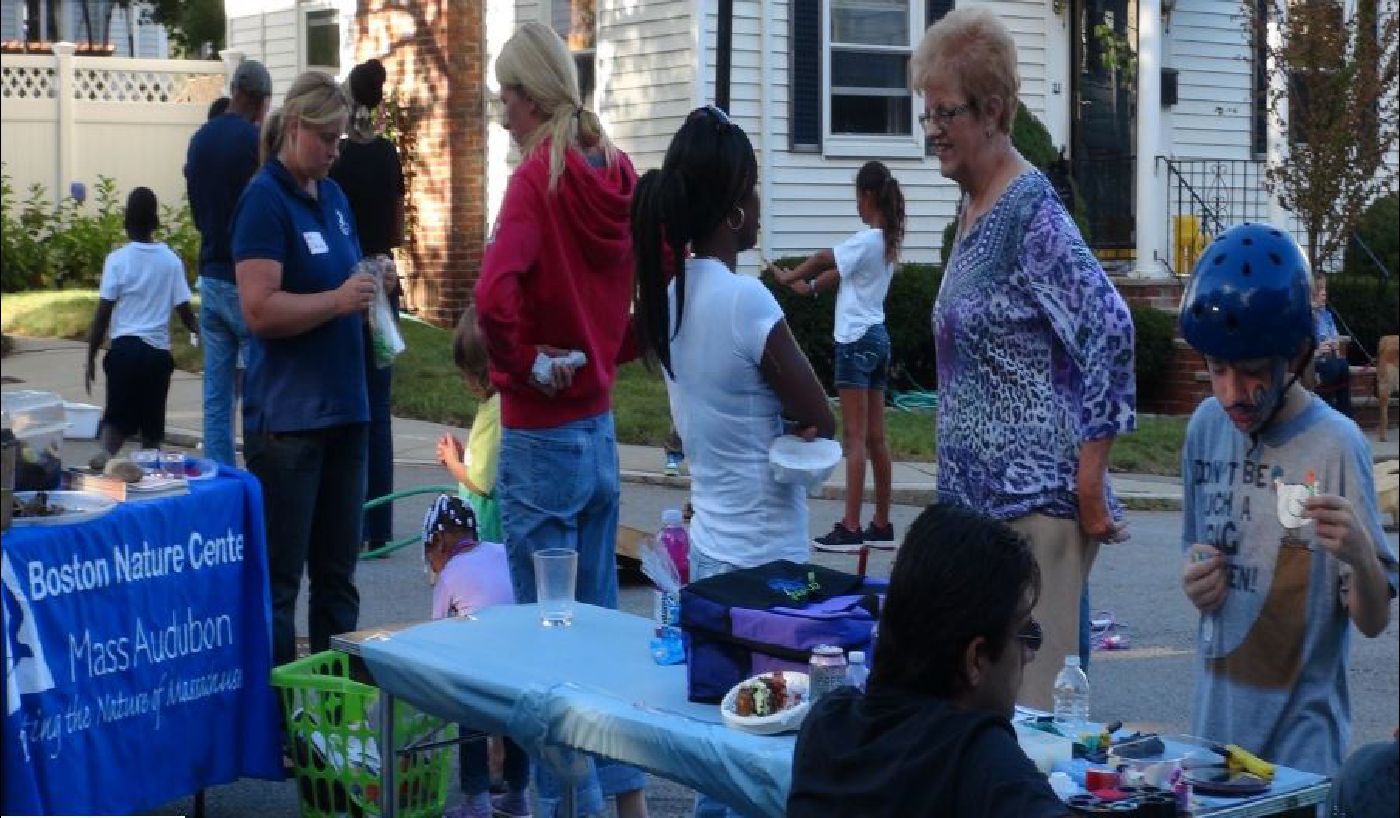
[1179,222,1314,361]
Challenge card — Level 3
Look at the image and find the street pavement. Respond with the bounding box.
[4,335,1398,817]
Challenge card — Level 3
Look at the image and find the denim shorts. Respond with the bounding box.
[834,323,890,391]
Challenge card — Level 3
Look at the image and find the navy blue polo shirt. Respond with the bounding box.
[185,113,260,281]
[231,158,368,433]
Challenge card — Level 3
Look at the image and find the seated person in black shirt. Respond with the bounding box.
[788,503,1070,818]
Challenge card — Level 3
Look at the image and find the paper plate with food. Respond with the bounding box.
[720,671,811,735]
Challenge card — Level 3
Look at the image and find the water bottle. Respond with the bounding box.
[846,650,869,691]
[1052,655,1091,739]
[659,508,690,585]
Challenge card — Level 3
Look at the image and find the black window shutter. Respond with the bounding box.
[927,0,954,28]
[790,0,821,151]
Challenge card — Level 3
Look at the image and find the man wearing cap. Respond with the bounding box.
[184,59,272,467]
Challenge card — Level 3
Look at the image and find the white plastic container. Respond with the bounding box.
[1,390,66,489]
[768,435,842,495]
[63,401,102,440]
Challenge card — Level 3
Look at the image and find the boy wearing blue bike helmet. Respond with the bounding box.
[1178,223,1396,776]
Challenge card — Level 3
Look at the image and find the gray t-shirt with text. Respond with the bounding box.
[1181,395,1397,775]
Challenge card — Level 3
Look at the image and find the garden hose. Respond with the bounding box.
[360,484,459,560]
[890,390,939,413]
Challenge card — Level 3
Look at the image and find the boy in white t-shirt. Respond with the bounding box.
[85,187,198,469]
[772,161,907,554]
[421,495,530,818]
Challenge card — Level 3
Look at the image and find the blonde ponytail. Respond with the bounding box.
[497,21,615,192]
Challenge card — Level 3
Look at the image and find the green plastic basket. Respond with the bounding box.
[270,650,455,818]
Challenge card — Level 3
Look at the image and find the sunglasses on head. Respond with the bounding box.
[692,104,733,130]
[1016,617,1043,652]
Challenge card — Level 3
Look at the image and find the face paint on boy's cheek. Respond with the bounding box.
[1244,358,1291,432]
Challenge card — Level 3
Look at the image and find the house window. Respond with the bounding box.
[552,0,596,105]
[824,0,920,154]
[1286,0,1342,147]
[304,7,339,74]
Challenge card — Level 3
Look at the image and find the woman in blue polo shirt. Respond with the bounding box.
[232,70,378,666]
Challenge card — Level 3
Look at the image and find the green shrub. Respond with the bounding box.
[765,259,942,392]
[1327,274,1399,361]
[1130,304,1176,404]
[768,257,1178,405]
[45,176,126,289]
[1,172,51,291]
[1342,193,1397,281]
[0,168,202,291]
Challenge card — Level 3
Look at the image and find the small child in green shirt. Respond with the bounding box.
[436,306,503,543]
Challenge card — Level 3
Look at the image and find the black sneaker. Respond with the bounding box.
[813,522,865,553]
[864,522,897,550]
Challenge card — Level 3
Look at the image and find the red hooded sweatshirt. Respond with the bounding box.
[475,142,638,429]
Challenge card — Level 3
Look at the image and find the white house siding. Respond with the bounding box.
[224,0,308,102]
[596,0,696,176]
[2,0,20,42]
[1165,2,1253,162]
[0,1,168,57]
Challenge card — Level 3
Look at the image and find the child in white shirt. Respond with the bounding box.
[772,161,906,553]
[85,186,198,469]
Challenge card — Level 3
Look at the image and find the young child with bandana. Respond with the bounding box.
[1177,224,1397,777]
[421,495,531,817]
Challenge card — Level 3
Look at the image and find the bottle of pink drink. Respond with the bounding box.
[659,507,690,585]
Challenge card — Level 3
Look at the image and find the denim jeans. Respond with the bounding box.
[200,277,250,466]
[833,323,890,391]
[246,423,368,666]
[497,412,645,815]
[363,357,394,545]
[459,730,529,796]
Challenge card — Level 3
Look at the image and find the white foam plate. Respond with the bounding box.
[11,491,118,527]
[720,671,811,735]
[768,435,842,488]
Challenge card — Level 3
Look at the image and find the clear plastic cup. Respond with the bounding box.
[160,451,186,479]
[132,448,160,474]
[533,548,578,627]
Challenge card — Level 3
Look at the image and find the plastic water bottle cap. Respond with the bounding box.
[1064,655,1081,667]
[662,508,684,526]
[849,651,865,664]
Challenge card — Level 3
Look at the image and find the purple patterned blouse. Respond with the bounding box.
[933,170,1136,522]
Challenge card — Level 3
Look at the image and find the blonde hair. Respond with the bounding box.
[911,8,1020,134]
[260,70,354,163]
[495,21,615,192]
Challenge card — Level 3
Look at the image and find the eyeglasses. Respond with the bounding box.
[1015,617,1043,653]
[918,102,973,132]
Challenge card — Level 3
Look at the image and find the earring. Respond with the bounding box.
[726,206,746,231]
[986,129,993,138]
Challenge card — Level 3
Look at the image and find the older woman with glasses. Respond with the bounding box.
[915,8,1136,711]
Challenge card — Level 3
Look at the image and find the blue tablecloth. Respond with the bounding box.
[357,604,795,817]
[2,468,282,815]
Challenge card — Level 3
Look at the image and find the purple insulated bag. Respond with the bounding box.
[679,560,885,703]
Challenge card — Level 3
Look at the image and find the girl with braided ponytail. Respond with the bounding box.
[632,106,834,584]
[771,160,906,554]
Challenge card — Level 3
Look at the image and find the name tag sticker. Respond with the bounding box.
[303,231,329,254]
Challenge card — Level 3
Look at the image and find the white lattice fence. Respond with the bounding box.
[1,49,234,211]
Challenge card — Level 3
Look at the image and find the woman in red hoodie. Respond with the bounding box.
[473,21,648,818]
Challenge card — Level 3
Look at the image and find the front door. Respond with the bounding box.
[1071,0,1138,251]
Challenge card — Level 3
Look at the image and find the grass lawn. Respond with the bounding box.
[2,289,1187,474]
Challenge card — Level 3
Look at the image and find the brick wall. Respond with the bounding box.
[1113,278,1209,416]
[355,0,486,329]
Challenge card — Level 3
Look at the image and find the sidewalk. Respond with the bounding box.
[7,335,1398,510]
